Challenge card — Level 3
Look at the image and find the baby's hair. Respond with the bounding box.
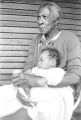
[41,47,61,67]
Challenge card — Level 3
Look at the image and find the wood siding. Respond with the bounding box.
[0,0,39,84]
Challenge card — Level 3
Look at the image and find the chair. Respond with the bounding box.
[73,90,81,111]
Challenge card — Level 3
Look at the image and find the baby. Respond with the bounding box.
[17,47,65,106]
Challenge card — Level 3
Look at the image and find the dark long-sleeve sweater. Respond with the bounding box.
[24,30,81,87]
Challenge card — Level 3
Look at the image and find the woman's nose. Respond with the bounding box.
[37,16,43,24]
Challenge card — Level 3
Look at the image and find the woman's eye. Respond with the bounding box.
[43,15,48,19]
[37,16,40,20]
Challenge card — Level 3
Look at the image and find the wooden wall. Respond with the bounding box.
[0,0,81,84]
[0,0,39,84]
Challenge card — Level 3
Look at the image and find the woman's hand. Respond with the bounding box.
[23,74,47,87]
[17,90,33,107]
[12,70,47,88]
[12,70,25,87]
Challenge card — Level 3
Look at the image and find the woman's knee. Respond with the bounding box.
[2,108,32,120]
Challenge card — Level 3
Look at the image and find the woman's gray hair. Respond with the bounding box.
[38,1,62,19]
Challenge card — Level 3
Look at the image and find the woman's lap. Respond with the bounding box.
[1,87,74,120]
[29,87,74,120]
[1,108,32,120]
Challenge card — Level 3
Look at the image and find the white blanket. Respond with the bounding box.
[0,85,23,117]
[28,87,74,120]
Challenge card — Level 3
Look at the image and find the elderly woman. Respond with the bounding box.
[2,1,81,120]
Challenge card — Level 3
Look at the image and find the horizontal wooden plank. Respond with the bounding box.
[60,24,81,31]
[58,0,81,4]
[60,19,81,26]
[0,0,37,4]
[1,15,37,22]
[1,0,81,5]
[0,27,39,34]
[62,13,81,20]
[62,7,81,15]
[0,21,38,28]
[0,33,37,39]
[0,68,23,74]
[0,74,11,77]
[0,57,27,62]
[0,8,37,16]
[0,45,31,50]
[59,2,81,9]
[0,2,39,10]
[0,62,25,68]
[0,79,11,85]
[0,51,29,56]
[0,39,33,45]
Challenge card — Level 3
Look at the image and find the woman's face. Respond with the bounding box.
[37,7,57,34]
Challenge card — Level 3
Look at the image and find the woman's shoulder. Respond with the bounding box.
[60,30,78,39]
[60,30,79,43]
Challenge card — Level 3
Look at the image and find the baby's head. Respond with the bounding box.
[37,47,61,69]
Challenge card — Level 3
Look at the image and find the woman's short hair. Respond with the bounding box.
[38,1,62,19]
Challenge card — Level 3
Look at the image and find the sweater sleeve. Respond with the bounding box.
[57,32,81,87]
[24,38,38,71]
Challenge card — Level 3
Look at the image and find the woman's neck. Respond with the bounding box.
[45,29,59,41]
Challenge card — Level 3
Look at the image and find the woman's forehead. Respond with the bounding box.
[38,5,59,19]
[38,7,50,16]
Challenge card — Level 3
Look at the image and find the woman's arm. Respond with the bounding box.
[12,72,47,88]
[57,33,81,87]
[53,32,81,100]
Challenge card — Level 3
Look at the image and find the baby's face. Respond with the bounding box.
[37,51,55,69]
